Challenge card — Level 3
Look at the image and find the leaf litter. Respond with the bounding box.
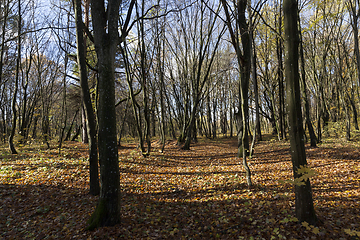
[0,138,359,239]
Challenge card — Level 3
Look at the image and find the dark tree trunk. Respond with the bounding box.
[165,93,177,140]
[284,0,318,225]
[20,54,34,143]
[74,0,100,196]
[32,115,39,139]
[235,111,249,156]
[344,101,351,141]
[9,0,21,154]
[120,42,145,153]
[192,116,198,143]
[58,55,68,150]
[64,108,79,141]
[220,0,252,186]
[207,87,212,138]
[138,1,151,156]
[348,93,359,130]
[118,100,130,147]
[276,2,285,140]
[298,16,317,147]
[182,103,197,150]
[159,74,166,153]
[252,35,261,141]
[349,1,360,99]
[71,125,81,142]
[230,99,234,138]
[86,0,123,230]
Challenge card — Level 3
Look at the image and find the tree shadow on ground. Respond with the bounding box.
[0,184,96,239]
[1,137,359,239]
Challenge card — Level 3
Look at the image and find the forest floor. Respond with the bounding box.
[0,136,359,239]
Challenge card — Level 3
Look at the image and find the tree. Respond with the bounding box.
[220,0,252,186]
[275,0,285,140]
[347,0,360,130]
[167,0,224,150]
[298,13,317,147]
[86,0,122,229]
[180,1,224,150]
[8,0,21,154]
[348,0,360,93]
[283,0,317,224]
[74,0,100,196]
[135,0,152,155]
[255,2,282,139]
[151,0,167,152]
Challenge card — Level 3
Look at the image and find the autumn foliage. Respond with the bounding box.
[0,137,359,239]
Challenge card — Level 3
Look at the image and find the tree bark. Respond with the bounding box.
[86,0,122,229]
[348,93,359,130]
[276,1,285,140]
[74,0,100,196]
[9,0,22,155]
[82,107,89,143]
[349,1,360,92]
[220,0,251,186]
[136,0,151,156]
[120,42,145,153]
[348,1,360,131]
[64,108,79,141]
[298,15,317,147]
[58,54,68,150]
[284,0,317,225]
[19,53,34,143]
[71,125,81,142]
[252,33,261,141]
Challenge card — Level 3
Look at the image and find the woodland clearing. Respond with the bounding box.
[0,136,359,239]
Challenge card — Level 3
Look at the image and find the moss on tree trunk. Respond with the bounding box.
[86,199,106,231]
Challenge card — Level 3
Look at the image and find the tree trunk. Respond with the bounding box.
[212,97,217,139]
[82,107,89,143]
[298,16,317,147]
[182,104,197,150]
[9,0,21,155]
[284,0,318,225]
[58,54,68,150]
[74,0,100,196]
[71,125,81,141]
[349,1,360,94]
[230,97,234,138]
[32,115,39,139]
[117,100,130,147]
[207,86,212,138]
[135,0,151,156]
[64,109,79,141]
[0,0,8,88]
[19,53,34,143]
[86,0,122,230]
[344,98,351,141]
[159,85,166,152]
[252,34,261,141]
[157,18,166,153]
[348,93,359,130]
[164,92,177,139]
[276,2,285,140]
[220,0,251,186]
[348,2,360,131]
[235,111,249,156]
[120,42,145,153]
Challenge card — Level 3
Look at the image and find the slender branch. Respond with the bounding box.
[115,88,142,107]
[121,1,197,41]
